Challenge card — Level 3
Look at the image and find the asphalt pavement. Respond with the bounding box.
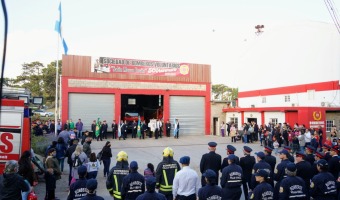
[34,134,281,199]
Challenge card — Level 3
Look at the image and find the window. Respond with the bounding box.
[284,95,290,102]
[307,90,315,100]
[326,120,334,132]
[262,97,266,103]
[230,117,238,126]
[270,118,278,125]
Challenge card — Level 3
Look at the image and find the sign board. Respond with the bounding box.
[0,110,23,162]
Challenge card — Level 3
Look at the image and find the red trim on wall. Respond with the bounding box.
[1,99,24,107]
[239,80,340,98]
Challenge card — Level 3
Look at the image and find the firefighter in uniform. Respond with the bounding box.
[106,151,130,200]
[67,165,88,200]
[273,149,291,199]
[121,161,145,200]
[200,142,222,186]
[240,146,255,200]
[221,145,240,171]
[283,146,295,163]
[249,169,274,200]
[279,163,307,200]
[220,154,243,200]
[155,147,181,200]
[310,159,337,200]
[251,151,273,189]
[198,169,222,200]
[322,144,332,162]
[263,146,276,175]
[295,151,312,199]
[328,145,340,179]
[305,145,316,166]
[311,151,325,177]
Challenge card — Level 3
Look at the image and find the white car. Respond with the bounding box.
[33,109,54,117]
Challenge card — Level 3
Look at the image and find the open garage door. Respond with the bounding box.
[69,93,115,132]
[170,96,205,135]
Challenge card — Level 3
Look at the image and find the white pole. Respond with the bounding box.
[55,34,60,137]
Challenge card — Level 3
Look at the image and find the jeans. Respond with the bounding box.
[58,158,65,172]
[102,158,111,177]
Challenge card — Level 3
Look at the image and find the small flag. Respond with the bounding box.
[95,118,100,137]
[137,116,141,137]
[54,1,68,55]
[173,118,177,137]
[62,38,68,55]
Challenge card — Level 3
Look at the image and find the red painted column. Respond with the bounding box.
[115,90,121,122]
[61,77,69,124]
[241,112,245,125]
[205,83,211,135]
[261,111,265,126]
[163,93,169,122]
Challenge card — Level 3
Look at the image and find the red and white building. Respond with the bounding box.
[223,21,340,133]
[61,55,211,135]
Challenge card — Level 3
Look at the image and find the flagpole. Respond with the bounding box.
[55,32,59,136]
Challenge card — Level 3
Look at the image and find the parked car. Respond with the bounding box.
[33,109,54,117]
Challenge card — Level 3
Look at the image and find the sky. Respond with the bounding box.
[0,0,339,88]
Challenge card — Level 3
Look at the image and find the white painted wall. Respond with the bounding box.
[239,90,340,108]
[264,112,285,125]
[225,112,241,129]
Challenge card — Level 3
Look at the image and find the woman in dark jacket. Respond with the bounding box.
[18,150,36,186]
[56,137,67,172]
[101,141,112,177]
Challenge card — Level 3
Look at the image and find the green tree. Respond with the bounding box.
[15,62,44,97]
[212,84,238,101]
[41,61,62,103]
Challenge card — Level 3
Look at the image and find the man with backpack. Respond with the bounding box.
[65,139,79,185]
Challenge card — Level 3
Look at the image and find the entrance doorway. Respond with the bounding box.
[213,117,218,135]
[247,118,257,123]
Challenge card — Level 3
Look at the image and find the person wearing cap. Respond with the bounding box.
[198,169,222,200]
[101,141,113,178]
[67,165,88,200]
[295,151,312,196]
[310,159,337,200]
[278,163,307,200]
[273,149,291,199]
[322,144,332,162]
[81,179,104,200]
[221,145,240,171]
[328,145,340,179]
[136,177,167,200]
[121,161,145,200]
[249,169,274,200]
[0,160,30,200]
[283,146,295,163]
[240,146,255,200]
[66,138,80,185]
[106,151,130,200]
[220,154,243,200]
[173,156,200,200]
[251,151,273,190]
[263,146,276,174]
[311,151,325,177]
[155,147,181,200]
[305,145,316,166]
[200,142,222,187]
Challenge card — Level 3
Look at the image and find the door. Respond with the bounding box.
[213,117,218,135]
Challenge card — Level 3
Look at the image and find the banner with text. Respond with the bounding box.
[91,57,190,76]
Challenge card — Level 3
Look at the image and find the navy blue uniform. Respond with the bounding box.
[249,182,274,200]
[296,160,312,193]
[287,153,295,163]
[328,156,340,179]
[106,161,130,200]
[68,178,87,200]
[264,155,276,174]
[220,163,243,200]
[136,191,167,200]
[240,155,255,200]
[122,171,145,200]
[310,171,337,200]
[279,176,307,200]
[250,160,273,189]
[305,153,315,166]
[273,159,291,199]
[221,155,239,171]
[198,184,222,200]
[200,151,222,186]
[324,152,332,162]
[80,193,105,200]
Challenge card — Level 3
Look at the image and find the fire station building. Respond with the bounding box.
[61,55,211,135]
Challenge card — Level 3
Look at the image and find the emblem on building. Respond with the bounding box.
[312,111,322,121]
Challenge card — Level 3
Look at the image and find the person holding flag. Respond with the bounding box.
[174,119,180,139]
[137,116,141,139]
[96,118,102,141]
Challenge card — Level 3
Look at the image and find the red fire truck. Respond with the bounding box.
[0,99,31,173]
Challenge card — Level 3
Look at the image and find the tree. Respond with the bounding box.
[212,84,238,101]
[41,61,62,103]
[15,62,44,97]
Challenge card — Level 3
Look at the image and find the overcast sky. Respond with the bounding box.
[0,0,339,87]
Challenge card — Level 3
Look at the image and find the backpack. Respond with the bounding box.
[73,155,83,167]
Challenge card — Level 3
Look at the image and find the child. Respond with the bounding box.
[273,138,279,155]
[87,152,100,179]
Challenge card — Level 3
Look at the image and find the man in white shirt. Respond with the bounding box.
[172,156,200,200]
[305,128,312,147]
